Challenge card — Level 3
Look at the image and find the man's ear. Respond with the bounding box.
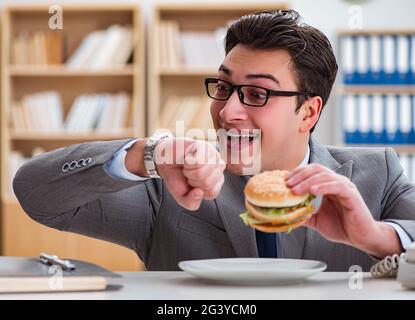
[298,96,323,133]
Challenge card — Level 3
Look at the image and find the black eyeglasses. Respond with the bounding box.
[204,77,314,107]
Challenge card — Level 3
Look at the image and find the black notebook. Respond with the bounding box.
[0,256,122,293]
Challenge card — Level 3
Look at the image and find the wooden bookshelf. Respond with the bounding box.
[0,5,145,271]
[148,3,289,137]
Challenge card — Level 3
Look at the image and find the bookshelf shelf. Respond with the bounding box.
[8,65,135,77]
[0,5,145,271]
[339,85,415,95]
[148,3,288,136]
[10,131,135,141]
[157,67,218,76]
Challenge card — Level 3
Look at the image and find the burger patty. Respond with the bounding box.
[255,194,315,216]
[240,195,315,225]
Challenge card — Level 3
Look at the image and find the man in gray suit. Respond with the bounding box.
[13,10,415,271]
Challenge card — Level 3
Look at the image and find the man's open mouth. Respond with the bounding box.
[225,130,260,149]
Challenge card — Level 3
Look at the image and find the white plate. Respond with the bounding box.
[178,258,327,285]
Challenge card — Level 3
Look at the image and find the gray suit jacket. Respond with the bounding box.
[13,137,415,271]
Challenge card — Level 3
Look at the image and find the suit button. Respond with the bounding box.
[69,161,77,170]
[62,163,70,173]
[85,157,92,165]
[77,159,85,168]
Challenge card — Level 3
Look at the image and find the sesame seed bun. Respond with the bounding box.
[244,170,309,207]
[250,214,311,233]
[245,199,313,225]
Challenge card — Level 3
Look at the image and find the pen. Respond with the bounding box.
[39,253,76,271]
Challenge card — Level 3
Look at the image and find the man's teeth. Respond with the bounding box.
[226,132,257,138]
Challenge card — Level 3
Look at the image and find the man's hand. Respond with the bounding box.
[155,137,226,211]
[285,164,403,258]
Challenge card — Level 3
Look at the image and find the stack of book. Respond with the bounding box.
[65,92,130,133]
[66,24,133,69]
[340,34,415,85]
[11,91,64,133]
[158,20,226,68]
[11,91,131,134]
[342,94,415,144]
[158,95,213,132]
[11,31,63,65]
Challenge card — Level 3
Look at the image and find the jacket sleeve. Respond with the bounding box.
[381,147,415,243]
[12,139,163,262]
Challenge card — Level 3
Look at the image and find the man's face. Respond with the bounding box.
[210,44,307,175]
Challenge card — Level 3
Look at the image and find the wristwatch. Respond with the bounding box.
[144,131,173,178]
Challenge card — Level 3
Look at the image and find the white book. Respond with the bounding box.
[10,103,25,131]
[400,94,411,134]
[411,36,415,74]
[20,98,34,131]
[66,31,105,68]
[65,96,85,132]
[35,92,52,132]
[22,94,43,132]
[372,94,384,134]
[341,36,355,75]
[110,93,129,132]
[385,94,398,135]
[397,35,409,74]
[46,91,64,132]
[358,95,370,134]
[95,94,113,132]
[356,36,368,74]
[383,35,396,74]
[343,95,356,133]
[369,36,381,74]
[180,32,212,67]
[112,27,133,66]
[90,25,124,69]
[79,95,100,132]
[165,21,180,67]
[180,32,194,66]
[87,94,105,131]
[411,154,415,184]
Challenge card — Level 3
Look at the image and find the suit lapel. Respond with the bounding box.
[214,171,258,257]
[301,137,354,259]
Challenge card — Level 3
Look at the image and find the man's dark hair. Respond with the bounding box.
[224,9,338,133]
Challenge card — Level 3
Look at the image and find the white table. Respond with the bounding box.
[0,272,413,300]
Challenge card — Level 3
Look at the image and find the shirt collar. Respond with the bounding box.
[299,143,310,168]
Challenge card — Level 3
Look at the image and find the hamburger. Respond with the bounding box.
[240,170,315,233]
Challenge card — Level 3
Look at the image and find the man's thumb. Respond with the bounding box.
[177,188,204,211]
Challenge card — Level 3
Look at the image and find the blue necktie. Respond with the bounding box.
[243,176,281,258]
[256,230,278,258]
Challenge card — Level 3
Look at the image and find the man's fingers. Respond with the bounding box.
[308,181,355,202]
[290,172,334,195]
[176,188,204,211]
[187,168,222,190]
[203,175,225,200]
[286,164,329,186]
